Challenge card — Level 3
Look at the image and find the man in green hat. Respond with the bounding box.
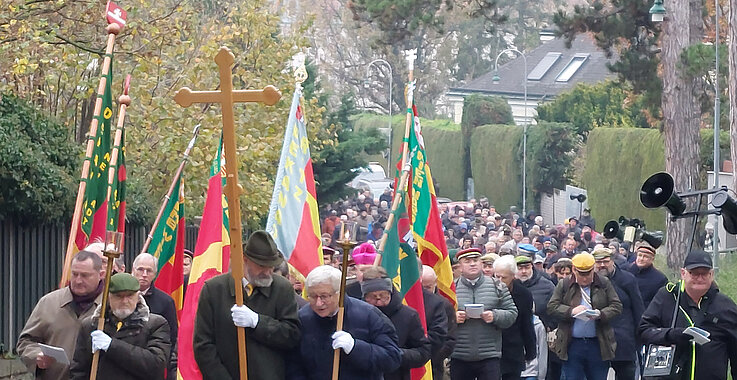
[193,230,301,380]
[70,273,171,380]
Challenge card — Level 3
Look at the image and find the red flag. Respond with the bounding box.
[177,141,230,380]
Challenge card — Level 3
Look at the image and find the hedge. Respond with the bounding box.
[582,128,666,232]
[470,124,523,210]
[353,113,465,200]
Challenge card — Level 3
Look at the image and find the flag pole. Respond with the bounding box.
[104,75,130,234]
[373,49,418,267]
[140,124,201,255]
[333,235,357,380]
[60,19,123,288]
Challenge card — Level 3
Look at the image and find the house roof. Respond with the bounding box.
[449,34,617,99]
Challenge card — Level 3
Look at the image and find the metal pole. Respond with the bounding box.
[366,59,393,173]
[713,0,720,275]
[493,49,528,215]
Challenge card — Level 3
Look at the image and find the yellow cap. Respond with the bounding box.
[572,253,595,272]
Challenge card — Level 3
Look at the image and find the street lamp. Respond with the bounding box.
[365,59,393,173]
[493,48,528,216]
[649,0,666,22]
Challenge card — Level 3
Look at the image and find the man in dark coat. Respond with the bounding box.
[517,257,556,329]
[421,265,455,380]
[594,247,644,380]
[70,273,171,380]
[362,268,431,380]
[626,241,668,308]
[639,250,737,380]
[193,231,301,380]
[497,256,537,380]
[133,252,179,379]
[287,265,401,380]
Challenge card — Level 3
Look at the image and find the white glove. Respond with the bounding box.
[91,330,112,352]
[231,304,259,328]
[331,331,355,354]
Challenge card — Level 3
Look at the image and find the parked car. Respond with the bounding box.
[349,162,392,200]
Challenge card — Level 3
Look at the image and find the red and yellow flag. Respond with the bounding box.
[177,139,230,380]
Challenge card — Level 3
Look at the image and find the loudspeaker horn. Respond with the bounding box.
[712,191,737,234]
[637,230,663,249]
[570,193,587,203]
[640,172,686,216]
[603,220,624,240]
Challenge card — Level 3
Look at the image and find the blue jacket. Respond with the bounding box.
[286,296,401,380]
[608,267,645,361]
[626,263,668,308]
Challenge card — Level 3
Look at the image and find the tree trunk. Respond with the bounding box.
[730,0,737,199]
[661,0,703,272]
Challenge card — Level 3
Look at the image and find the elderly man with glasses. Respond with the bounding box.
[547,252,622,380]
[286,265,401,380]
[640,250,737,380]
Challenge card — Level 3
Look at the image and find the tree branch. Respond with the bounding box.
[53,35,104,55]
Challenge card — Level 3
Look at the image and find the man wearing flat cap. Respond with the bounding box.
[193,230,301,380]
[451,248,518,380]
[640,250,737,380]
[70,273,171,380]
[626,240,668,308]
[594,247,644,380]
[547,252,621,380]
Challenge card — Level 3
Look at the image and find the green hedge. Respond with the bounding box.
[353,113,465,200]
[582,128,666,231]
[470,125,523,210]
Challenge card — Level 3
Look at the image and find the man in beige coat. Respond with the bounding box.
[16,250,105,380]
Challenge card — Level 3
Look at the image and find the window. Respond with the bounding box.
[556,54,590,82]
[527,52,562,81]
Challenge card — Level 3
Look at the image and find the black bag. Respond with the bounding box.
[642,284,682,378]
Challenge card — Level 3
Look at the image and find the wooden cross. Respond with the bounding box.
[174,46,282,380]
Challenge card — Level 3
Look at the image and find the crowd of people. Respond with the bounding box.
[13,190,737,380]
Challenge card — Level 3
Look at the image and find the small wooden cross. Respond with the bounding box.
[174,46,282,380]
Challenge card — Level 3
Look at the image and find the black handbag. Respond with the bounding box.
[642,283,682,378]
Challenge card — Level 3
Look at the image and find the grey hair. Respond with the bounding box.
[422,265,437,281]
[133,253,159,272]
[493,255,518,275]
[306,265,341,293]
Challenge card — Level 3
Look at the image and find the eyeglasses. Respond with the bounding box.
[364,292,391,303]
[134,267,156,274]
[308,293,336,302]
[686,270,712,279]
[595,259,611,265]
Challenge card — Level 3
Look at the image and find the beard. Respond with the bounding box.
[247,267,274,287]
[112,307,135,320]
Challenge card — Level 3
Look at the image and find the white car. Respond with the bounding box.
[349,162,393,200]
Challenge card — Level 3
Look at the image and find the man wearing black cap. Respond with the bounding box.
[639,250,737,380]
[193,230,301,380]
[70,273,171,380]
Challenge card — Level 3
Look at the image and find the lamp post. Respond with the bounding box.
[365,59,393,173]
[492,48,528,216]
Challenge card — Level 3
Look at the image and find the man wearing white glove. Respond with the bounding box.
[286,265,401,380]
[194,231,301,380]
[70,273,171,380]
[331,331,355,354]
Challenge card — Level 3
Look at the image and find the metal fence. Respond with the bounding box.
[0,220,199,352]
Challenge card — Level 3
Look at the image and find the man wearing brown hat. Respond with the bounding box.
[547,252,622,380]
[70,273,171,380]
[626,240,667,308]
[193,230,301,380]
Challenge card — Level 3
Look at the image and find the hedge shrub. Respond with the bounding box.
[582,128,666,231]
[470,124,523,210]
